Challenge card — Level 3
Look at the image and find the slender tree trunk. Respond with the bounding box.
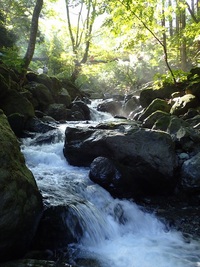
[168,0,173,37]
[180,7,187,70]
[67,0,97,82]
[22,0,43,77]
[175,0,181,64]
[162,0,167,49]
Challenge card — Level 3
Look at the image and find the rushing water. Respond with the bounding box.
[21,105,200,267]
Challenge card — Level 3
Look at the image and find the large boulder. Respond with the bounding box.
[142,111,170,129]
[122,96,140,117]
[0,89,35,119]
[97,99,122,116]
[139,83,179,108]
[26,83,54,111]
[138,98,171,122]
[70,100,91,121]
[45,103,69,121]
[0,111,43,262]
[64,126,177,197]
[56,88,71,107]
[32,204,83,250]
[60,79,85,100]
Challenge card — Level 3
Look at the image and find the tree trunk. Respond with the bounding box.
[168,0,173,37]
[68,0,96,82]
[21,0,43,77]
[180,5,187,70]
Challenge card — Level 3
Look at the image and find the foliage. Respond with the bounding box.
[153,69,189,88]
[0,12,16,49]
[75,55,157,95]
[1,0,200,90]
[0,47,23,72]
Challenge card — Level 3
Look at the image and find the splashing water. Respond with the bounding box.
[21,124,200,267]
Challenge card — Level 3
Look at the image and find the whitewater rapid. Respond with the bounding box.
[21,123,200,267]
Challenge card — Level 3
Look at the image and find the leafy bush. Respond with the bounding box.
[153,69,189,88]
[0,47,23,72]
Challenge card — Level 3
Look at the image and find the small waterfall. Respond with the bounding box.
[21,118,200,267]
[69,200,114,245]
[88,100,114,122]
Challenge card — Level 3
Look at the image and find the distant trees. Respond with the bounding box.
[1,0,200,87]
[105,0,200,74]
[65,0,105,81]
[0,12,16,49]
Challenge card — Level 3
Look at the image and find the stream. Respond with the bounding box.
[21,103,200,267]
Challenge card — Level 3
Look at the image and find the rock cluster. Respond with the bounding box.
[0,64,90,137]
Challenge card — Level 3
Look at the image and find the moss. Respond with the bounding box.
[139,98,171,121]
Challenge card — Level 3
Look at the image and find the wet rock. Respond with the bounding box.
[167,116,200,152]
[70,100,91,120]
[97,99,122,116]
[122,96,140,117]
[181,152,200,192]
[32,204,83,250]
[0,111,43,262]
[24,117,57,133]
[0,259,74,267]
[0,73,9,98]
[89,156,122,189]
[7,113,25,137]
[64,126,177,197]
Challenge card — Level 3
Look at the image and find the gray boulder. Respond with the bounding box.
[70,100,91,120]
[64,126,177,197]
[138,98,171,122]
[45,103,69,121]
[97,99,122,116]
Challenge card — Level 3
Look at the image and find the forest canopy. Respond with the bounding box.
[0,0,200,94]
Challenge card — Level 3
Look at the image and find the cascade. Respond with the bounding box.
[21,104,200,267]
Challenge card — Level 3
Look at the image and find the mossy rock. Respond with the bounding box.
[35,74,53,91]
[50,76,62,96]
[186,80,200,100]
[7,113,26,137]
[139,84,178,108]
[152,113,171,131]
[0,112,43,261]
[138,98,171,122]
[57,88,71,107]
[0,89,35,119]
[27,83,54,111]
[0,65,11,88]
[143,110,170,129]
[61,79,85,100]
[0,74,9,98]
[45,103,69,121]
[170,94,200,116]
